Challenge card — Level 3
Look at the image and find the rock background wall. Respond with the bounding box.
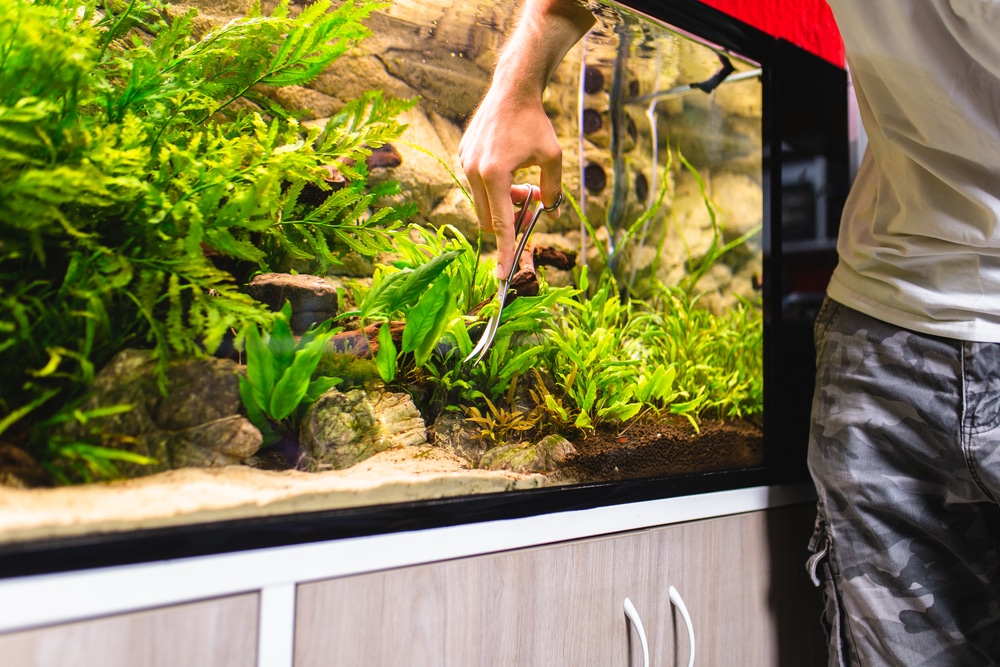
[173,0,764,309]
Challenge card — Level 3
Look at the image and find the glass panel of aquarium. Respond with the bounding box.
[0,0,843,572]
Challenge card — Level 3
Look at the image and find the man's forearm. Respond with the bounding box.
[492,0,596,99]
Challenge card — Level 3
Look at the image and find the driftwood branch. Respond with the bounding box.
[329,320,405,357]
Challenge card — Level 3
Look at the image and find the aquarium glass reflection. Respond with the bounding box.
[0,0,763,547]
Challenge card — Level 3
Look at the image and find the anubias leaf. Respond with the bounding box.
[401,274,452,366]
[375,321,396,383]
[268,322,334,421]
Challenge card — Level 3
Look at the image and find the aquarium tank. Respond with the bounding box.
[0,0,846,574]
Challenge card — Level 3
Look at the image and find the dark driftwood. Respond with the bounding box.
[469,239,541,316]
[329,320,406,357]
[534,246,577,271]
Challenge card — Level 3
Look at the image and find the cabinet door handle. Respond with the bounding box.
[668,585,695,667]
[623,597,650,667]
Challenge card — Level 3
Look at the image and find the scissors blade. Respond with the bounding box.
[464,313,498,364]
[464,186,546,365]
[464,279,510,363]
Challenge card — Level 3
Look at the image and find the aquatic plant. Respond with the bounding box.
[29,402,158,485]
[363,139,762,440]
[562,147,673,299]
[636,286,763,422]
[465,394,540,446]
[0,0,411,477]
[673,152,762,297]
[535,267,645,430]
[239,302,343,442]
[349,221,577,418]
[348,245,465,381]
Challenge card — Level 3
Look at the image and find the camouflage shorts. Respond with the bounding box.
[807,297,1000,666]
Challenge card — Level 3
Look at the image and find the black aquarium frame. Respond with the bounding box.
[0,0,848,579]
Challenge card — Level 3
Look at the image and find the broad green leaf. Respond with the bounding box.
[581,381,597,413]
[401,274,449,354]
[359,269,408,319]
[242,325,274,411]
[599,402,641,422]
[239,375,268,431]
[386,249,462,313]
[403,276,451,366]
[376,321,396,382]
[670,395,707,415]
[269,301,297,371]
[451,318,473,357]
[268,364,313,421]
[270,323,334,420]
[305,375,341,403]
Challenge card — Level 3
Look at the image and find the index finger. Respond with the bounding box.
[484,172,517,279]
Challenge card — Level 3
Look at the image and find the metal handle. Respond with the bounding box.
[623,597,650,667]
[668,585,695,667]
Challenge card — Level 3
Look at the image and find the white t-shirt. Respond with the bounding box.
[824,0,1000,342]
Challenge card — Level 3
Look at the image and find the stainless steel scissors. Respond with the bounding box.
[465,185,562,364]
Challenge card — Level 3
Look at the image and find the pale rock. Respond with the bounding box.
[429,187,480,243]
[151,417,263,470]
[270,86,341,120]
[312,52,418,108]
[428,110,466,165]
[64,350,263,477]
[479,434,577,475]
[381,48,489,122]
[432,412,489,465]
[301,389,427,470]
[370,107,462,225]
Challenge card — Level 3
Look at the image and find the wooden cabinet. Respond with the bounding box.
[294,504,826,666]
[0,498,825,667]
[645,505,826,666]
[295,531,652,666]
[0,594,259,667]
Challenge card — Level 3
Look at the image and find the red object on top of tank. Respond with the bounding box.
[700,0,845,66]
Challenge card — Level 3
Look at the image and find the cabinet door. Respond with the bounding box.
[295,531,653,667]
[0,593,259,667]
[647,504,826,667]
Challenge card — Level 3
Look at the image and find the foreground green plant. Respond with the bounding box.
[239,302,343,443]
[536,268,644,430]
[637,286,763,422]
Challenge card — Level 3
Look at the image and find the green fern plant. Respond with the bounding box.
[0,0,411,479]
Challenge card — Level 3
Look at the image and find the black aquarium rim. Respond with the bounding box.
[0,467,787,579]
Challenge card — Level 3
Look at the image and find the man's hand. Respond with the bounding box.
[459,0,595,278]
